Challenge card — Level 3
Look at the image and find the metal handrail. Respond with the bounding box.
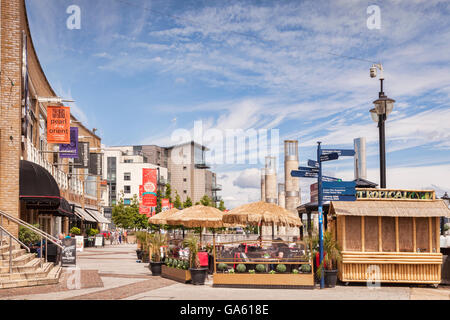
[0,209,63,249]
[0,225,30,274]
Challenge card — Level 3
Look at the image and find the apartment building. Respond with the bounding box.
[102,146,168,213]
[104,142,221,206]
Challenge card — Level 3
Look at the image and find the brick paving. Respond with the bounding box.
[0,269,103,298]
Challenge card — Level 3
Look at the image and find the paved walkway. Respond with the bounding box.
[0,243,449,300]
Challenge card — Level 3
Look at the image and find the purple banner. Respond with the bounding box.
[59,127,78,158]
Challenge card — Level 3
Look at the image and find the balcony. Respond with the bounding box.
[26,139,83,195]
[212,183,222,191]
[195,162,210,169]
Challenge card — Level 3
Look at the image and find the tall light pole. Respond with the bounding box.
[369,63,395,188]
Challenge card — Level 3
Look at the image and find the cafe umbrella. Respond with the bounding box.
[223,201,302,239]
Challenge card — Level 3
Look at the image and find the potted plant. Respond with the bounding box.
[135,231,148,260]
[148,233,167,276]
[255,264,265,273]
[276,264,286,273]
[236,264,246,273]
[315,231,342,288]
[217,263,228,273]
[300,264,312,274]
[183,235,208,285]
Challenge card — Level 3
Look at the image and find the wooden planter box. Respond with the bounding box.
[213,272,314,288]
[161,265,191,283]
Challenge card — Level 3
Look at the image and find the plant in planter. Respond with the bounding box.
[69,227,81,236]
[248,269,256,274]
[217,263,228,273]
[314,231,342,288]
[269,270,276,274]
[255,264,265,273]
[300,264,312,274]
[276,264,287,273]
[183,235,208,285]
[148,233,167,276]
[236,264,246,273]
[228,268,235,274]
[292,269,299,274]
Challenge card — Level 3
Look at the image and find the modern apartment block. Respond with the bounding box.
[101,146,169,216]
[103,142,221,207]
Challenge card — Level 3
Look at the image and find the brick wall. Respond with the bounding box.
[0,0,22,237]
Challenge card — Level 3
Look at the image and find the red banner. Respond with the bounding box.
[142,168,157,207]
[161,198,170,211]
[47,106,71,144]
[139,185,144,201]
[139,203,151,215]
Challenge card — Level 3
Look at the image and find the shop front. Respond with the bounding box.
[328,189,450,286]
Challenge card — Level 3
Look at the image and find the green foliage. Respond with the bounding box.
[112,193,148,230]
[276,264,287,273]
[19,224,41,245]
[228,268,235,273]
[156,189,162,214]
[218,263,228,271]
[236,264,246,273]
[183,197,193,208]
[148,233,167,262]
[269,270,276,274]
[200,195,212,207]
[173,191,183,209]
[165,184,172,204]
[218,200,226,211]
[69,227,81,235]
[255,264,265,273]
[248,269,255,274]
[444,224,450,232]
[300,264,312,273]
[87,228,99,236]
[306,231,342,279]
[292,269,299,274]
[183,235,200,268]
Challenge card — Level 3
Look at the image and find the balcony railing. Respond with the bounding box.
[26,139,83,195]
[212,183,222,191]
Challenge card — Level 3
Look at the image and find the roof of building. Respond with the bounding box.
[329,199,450,217]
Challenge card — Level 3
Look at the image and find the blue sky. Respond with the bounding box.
[26,0,450,208]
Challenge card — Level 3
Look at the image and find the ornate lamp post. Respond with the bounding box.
[369,63,395,189]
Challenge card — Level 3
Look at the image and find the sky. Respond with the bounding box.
[26,0,450,208]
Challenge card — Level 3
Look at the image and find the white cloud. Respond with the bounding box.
[233,168,261,189]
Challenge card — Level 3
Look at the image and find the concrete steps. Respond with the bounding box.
[0,239,62,289]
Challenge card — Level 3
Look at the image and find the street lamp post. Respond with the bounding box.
[369,64,395,189]
[441,192,450,235]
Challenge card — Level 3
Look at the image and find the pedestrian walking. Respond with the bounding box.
[119,231,122,244]
[123,230,127,244]
[110,231,115,245]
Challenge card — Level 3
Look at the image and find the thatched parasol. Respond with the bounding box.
[223,201,302,227]
[165,205,227,228]
[148,208,180,225]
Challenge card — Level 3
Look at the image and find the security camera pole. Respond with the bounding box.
[369,64,395,188]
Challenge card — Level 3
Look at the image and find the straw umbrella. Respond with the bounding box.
[148,208,179,225]
[223,201,302,239]
[165,205,231,245]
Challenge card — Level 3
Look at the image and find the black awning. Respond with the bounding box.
[20,160,61,210]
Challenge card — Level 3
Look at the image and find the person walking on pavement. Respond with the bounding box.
[119,231,122,244]
[110,231,115,245]
[123,230,128,244]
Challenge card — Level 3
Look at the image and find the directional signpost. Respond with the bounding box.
[291,144,356,289]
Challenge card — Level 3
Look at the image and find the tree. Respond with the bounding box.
[184,196,193,208]
[156,189,162,213]
[165,183,172,204]
[173,191,182,209]
[112,193,148,230]
[218,200,226,211]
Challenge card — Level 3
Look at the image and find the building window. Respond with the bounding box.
[183,178,187,182]
[124,186,131,193]
[124,172,131,181]
[183,190,187,194]
[183,166,187,170]
[124,198,131,205]
[124,159,133,163]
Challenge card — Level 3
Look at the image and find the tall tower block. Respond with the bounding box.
[264,157,277,204]
[284,140,300,213]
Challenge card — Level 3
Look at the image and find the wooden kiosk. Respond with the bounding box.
[329,189,450,285]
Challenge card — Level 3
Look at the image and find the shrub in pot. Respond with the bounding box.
[292,269,299,274]
[248,269,255,274]
[236,264,246,273]
[312,231,342,288]
[148,233,167,276]
[183,235,208,285]
[255,264,265,273]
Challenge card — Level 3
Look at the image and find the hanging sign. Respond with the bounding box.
[89,153,103,176]
[291,170,318,178]
[308,159,319,168]
[320,152,339,162]
[161,198,170,211]
[139,202,151,215]
[47,106,71,144]
[298,166,319,172]
[74,141,89,168]
[59,127,79,158]
[142,168,157,207]
[323,195,357,201]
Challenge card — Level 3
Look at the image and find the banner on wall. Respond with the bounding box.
[89,152,103,176]
[59,127,79,158]
[142,168,157,207]
[139,203,151,215]
[47,106,71,144]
